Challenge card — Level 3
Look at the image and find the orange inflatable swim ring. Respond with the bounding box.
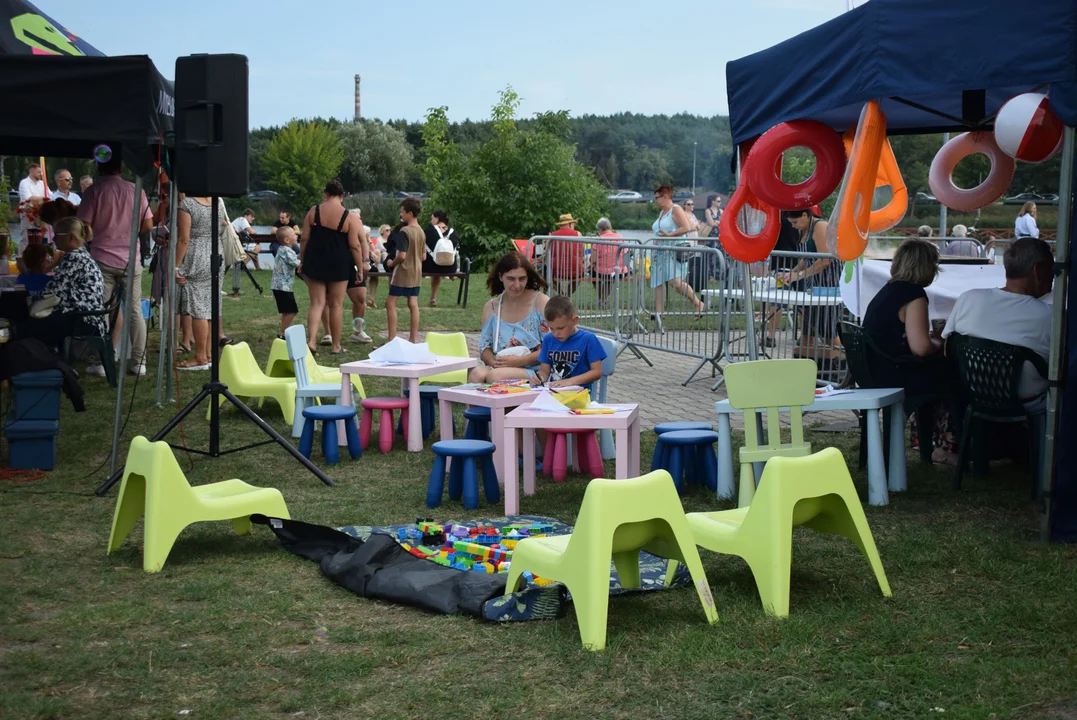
[720,144,780,264]
[828,101,886,261]
[928,131,1015,212]
[745,120,846,210]
[842,128,907,232]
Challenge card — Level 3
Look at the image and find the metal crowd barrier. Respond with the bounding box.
[526,236,851,389]
[702,249,852,388]
[529,234,730,388]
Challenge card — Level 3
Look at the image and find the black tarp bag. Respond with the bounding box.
[252,515,508,617]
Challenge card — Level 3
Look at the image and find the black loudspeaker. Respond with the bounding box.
[175,54,249,197]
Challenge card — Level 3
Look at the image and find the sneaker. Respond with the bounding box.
[86,364,106,377]
[129,363,147,376]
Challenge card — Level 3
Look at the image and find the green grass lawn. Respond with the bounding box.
[1,271,1075,720]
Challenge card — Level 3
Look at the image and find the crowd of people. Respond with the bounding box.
[7,155,470,377]
[4,152,1060,451]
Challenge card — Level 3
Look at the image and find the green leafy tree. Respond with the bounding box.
[337,120,415,192]
[621,141,672,190]
[261,120,344,211]
[420,86,607,264]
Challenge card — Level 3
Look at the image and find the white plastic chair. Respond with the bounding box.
[595,336,618,460]
[286,325,344,438]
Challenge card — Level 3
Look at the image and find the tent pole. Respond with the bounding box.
[938,133,949,237]
[109,176,143,475]
[154,179,178,406]
[1041,125,1074,542]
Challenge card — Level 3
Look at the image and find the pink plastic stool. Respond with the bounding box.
[543,428,604,482]
[359,397,410,454]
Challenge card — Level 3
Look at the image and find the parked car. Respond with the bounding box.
[915,191,937,204]
[8,189,19,203]
[1041,194,1060,205]
[248,190,280,201]
[607,190,643,203]
[672,190,694,201]
[1004,192,1048,205]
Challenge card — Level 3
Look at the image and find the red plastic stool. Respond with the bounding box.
[543,428,604,482]
[359,397,409,454]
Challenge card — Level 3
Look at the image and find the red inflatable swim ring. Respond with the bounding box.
[719,180,780,264]
[744,120,846,210]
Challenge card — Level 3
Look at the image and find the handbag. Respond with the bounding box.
[29,294,60,319]
[218,200,246,267]
[492,294,535,360]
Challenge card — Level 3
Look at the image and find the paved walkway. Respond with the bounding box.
[454,333,858,432]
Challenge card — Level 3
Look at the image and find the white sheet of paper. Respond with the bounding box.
[367,337,438,365]
[815,385,854,399]
[529,390,572,413]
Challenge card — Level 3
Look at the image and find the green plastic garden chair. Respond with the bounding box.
[948,332,1049,494]
[421,331,470,385]
[108,436,290,572]
[264,337,365,397]
[687,447,891,617]
[724,359,816,507]
[504,470,719,651]
[209,342,296,423]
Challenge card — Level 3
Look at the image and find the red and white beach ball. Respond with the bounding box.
[994,93,1064,163]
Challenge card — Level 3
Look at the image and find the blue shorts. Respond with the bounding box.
[389,285,420,298]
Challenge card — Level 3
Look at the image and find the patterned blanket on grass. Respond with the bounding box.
[338,515,692,623]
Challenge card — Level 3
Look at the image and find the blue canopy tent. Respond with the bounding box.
[725,0,1077,542]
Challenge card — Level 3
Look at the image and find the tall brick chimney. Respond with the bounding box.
[354,74,361,121]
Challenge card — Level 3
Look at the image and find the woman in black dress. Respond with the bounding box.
[299,180,366,354]
[422,209,457,307]
[861,238,956,462]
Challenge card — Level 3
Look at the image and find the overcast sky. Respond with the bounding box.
[44,0,846,127]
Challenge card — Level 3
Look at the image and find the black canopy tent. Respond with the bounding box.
[0,0,177,475]
[0,55,174,176]
[0,0,174,174]
[725,0,1077,542]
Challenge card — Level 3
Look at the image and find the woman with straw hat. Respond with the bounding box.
[547,213,584,296]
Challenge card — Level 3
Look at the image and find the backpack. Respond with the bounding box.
[433,228,456,267]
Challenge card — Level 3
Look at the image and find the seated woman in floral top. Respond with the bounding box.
[16,216,106,350]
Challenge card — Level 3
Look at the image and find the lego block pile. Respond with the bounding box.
[395,519,557,586]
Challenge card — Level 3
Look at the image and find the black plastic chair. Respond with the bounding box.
[839,321,947,469]
[63,281,124,388]
[947,333,1048,493]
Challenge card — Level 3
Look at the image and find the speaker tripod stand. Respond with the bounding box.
[96,196,333,495]
[229,248,265,298]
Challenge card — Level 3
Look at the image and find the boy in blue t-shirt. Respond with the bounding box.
[530,295,607,391]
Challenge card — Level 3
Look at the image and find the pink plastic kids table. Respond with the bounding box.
[500,403,641,515]
[337,357,478,451]
[437,385,542,477]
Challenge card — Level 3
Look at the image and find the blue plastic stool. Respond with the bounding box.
[654,429,719,494]
[299,405,362,465]
[427,439,500,510]
[400,385,443,440]
[651,421,713,472]
[463,406,491,441]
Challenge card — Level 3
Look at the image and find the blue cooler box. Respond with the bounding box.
[5,419,59,470]
[11,370,63,421]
